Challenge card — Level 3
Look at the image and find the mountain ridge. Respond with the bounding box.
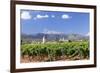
[21,33,89,42]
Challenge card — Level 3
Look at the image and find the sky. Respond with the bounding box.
[20,9,89,36]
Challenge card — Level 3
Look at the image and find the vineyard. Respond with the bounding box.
[21,41,89,63]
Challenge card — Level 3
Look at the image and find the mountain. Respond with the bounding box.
[21,33,89,42]
[66,34,89,40]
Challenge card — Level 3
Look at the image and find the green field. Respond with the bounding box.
[21,41,89,63]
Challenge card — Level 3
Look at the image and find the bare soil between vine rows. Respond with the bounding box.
[21,55,89,63]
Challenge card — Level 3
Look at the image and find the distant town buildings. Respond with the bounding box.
[59,37,68,42]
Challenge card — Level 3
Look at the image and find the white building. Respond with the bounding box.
[59,37,68,42]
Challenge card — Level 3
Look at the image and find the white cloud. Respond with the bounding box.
[62,14,70,19]
[34,14,49,20]
[47,31,63,34]
[43,29,63,34]
[21,11,31,20]
[51,15,55,18]
[86,32,90,36]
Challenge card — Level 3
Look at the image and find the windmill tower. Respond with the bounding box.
[42,35,46,44]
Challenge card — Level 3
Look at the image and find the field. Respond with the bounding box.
[21,41,89,63]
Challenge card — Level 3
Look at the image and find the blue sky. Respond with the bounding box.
[20,10,89,36]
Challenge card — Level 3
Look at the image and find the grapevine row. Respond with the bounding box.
[21,41,89,61]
